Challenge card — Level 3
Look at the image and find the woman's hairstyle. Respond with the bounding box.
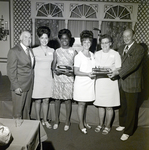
[58,29,72,40]
[37,26,51,38]
[80,30,93,43]
[100,34,113,44]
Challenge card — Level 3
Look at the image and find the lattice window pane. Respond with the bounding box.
[37,5,48,17]
[120,8,130,19]
[104,13,115,19]
[106,9,116,19]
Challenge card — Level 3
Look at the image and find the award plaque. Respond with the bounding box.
[92,68,110,78]
[56,65,73,74]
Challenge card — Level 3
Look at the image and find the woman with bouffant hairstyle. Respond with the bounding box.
[73,30,96,134]
[32,26,54,129]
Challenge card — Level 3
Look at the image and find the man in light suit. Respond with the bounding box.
[109,29,144,141]
[7,31,34,123]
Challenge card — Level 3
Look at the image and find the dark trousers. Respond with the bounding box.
[11,84,33,119]
[119,88,138,135]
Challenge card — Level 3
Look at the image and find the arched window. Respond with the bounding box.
[31,1,138,46]
[104,5,131,20]
[36,3,63,17]
[70,4,97,19]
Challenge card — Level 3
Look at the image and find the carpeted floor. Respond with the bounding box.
[41,122,149,150]
[1,74,149,150]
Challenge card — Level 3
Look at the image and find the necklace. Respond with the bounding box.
[40,46,48,56]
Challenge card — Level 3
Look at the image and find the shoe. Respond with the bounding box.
[53,124,59,129]
[95,125,102,133]
[84,123,92,129]
[116,126,125,131]
[120,134,129,141]
[45,121,52,129]
[64,125,70,131]
[102,127,111,135]
[41,120,45,126]
[78,126,87,134]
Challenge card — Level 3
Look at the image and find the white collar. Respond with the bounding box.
[126,41,134,49]
[20,42,28,51]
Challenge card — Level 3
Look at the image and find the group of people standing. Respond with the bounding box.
[7,26,144,141]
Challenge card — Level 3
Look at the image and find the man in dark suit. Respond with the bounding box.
[7,31,34,124]
[109,29,144,141]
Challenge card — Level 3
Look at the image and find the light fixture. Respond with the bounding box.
[0,15,9,41]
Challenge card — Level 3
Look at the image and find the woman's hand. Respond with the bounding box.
[54,69,62,76]
[63,70,74,76]
[88,72,96,79]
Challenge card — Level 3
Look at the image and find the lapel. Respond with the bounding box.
[29,48,35,68]
[17,43,31,62]
[119,45,125,56]
[17,43,33,66]
[122,42,136,63]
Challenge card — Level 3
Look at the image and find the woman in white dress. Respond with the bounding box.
[73,30,96,134]
[93,34,121,134]
[32,26,54,128]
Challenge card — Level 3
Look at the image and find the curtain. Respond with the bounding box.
[68,20,98,38]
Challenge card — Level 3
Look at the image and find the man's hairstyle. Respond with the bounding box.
[19,30,31,41]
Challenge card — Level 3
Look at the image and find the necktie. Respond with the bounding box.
[26,48,31,63]
[123,46,129,56]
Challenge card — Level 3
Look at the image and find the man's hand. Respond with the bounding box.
[108,70,119,78]
[15,88,22,95]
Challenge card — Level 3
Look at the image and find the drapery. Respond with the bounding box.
[67,20,98,38]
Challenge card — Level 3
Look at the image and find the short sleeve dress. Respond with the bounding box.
[93,49,121,107]
[32,46,54,99]
[73,51,95,102]
[52,47,76,100]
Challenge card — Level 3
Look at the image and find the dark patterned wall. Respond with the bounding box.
[135,3,149,46]
[13,0,31,45]
[13,0,149,49]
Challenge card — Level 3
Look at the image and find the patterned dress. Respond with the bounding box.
[53,47,76,100]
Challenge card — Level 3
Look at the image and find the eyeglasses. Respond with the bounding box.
[101,42,110,44]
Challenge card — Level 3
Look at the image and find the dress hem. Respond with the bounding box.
[93,104,120,107]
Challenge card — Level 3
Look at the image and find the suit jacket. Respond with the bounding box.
[7,43,35,92]
[118,41,144,93]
